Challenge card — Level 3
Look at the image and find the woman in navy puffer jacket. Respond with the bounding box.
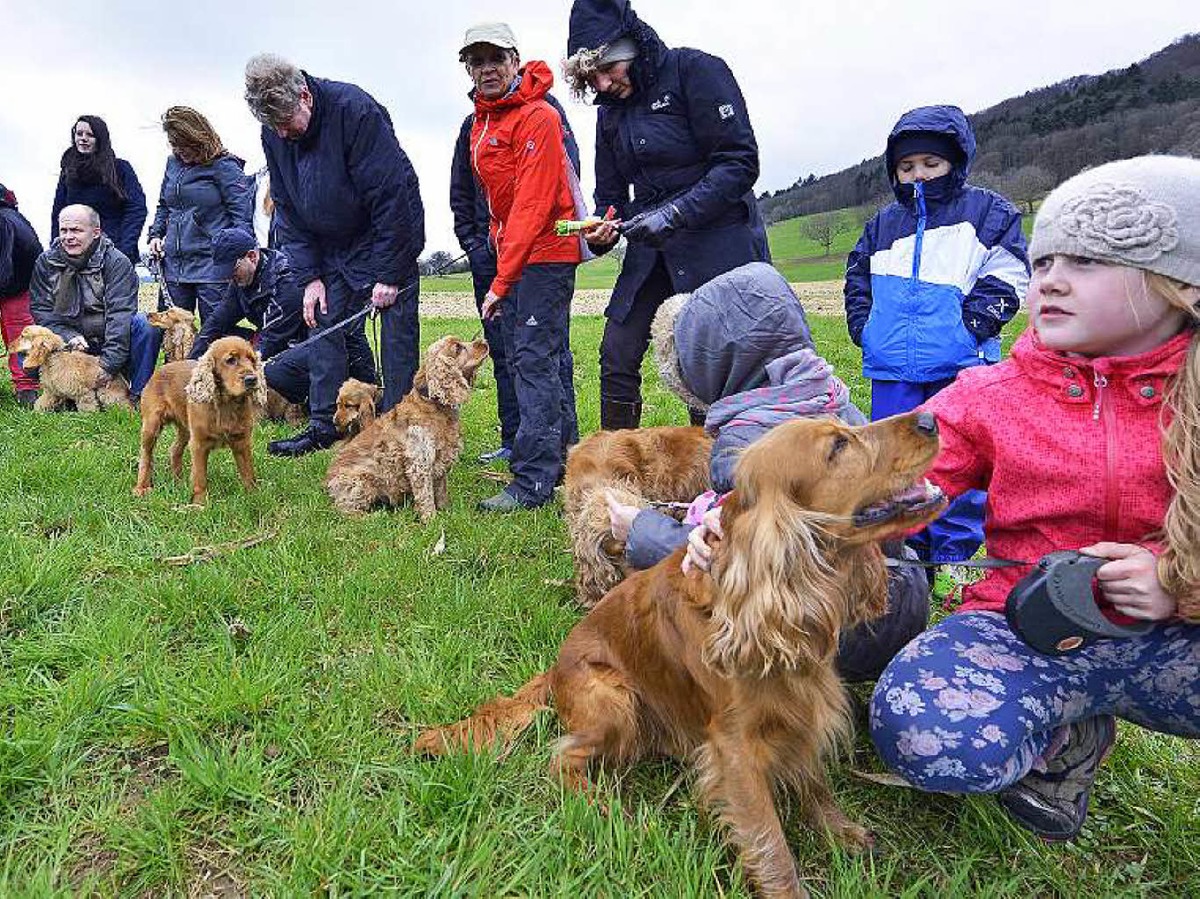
[147,107,253,323]
[564,0,770,431]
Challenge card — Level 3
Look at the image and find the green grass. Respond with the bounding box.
[1,313,1197,896]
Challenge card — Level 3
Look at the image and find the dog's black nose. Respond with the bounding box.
[243,375,259,388]
[914,411,938,436]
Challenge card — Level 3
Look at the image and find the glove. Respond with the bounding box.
[619,203,685,249]
[963,311,1001,343]
[466,242,494,274]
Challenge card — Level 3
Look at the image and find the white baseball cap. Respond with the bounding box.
[460,22,518,54]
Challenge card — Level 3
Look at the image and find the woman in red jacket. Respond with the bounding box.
[460,23,583,512]
[689,156,1200,843]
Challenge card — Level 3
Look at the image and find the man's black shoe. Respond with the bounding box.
[268,426,338,457]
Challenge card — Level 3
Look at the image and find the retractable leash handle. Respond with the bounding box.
[1005,550,1154,655]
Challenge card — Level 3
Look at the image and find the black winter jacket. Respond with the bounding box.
[261,74,425,290]
[0,201,43,298]
[567,0,769,320]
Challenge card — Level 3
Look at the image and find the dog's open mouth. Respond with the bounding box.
[852,479,945,527]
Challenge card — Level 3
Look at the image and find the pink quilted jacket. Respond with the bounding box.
[923,327,1193,614]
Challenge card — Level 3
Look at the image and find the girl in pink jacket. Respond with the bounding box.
[867,156,1200,842]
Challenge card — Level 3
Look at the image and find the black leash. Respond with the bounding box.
[264,250,471,369]
[147,254,177,311]
[884,556,1031,571]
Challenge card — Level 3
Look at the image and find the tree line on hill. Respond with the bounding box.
[760,33,1200,226]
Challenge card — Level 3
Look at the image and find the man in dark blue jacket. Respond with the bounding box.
[564,0,769,430]
[244,53,425,456]
[450,25,581,463]
[193,227,376,408]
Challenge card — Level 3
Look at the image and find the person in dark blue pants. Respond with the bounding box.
[450,70,580,463]
[844,106,1029,568]
[244,53,424,456]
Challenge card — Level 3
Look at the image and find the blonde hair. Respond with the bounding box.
[1150,271,1200,619]
[161,106,224,165]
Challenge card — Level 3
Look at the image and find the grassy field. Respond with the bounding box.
[422,206,1039,293]
[1,313,1198,897]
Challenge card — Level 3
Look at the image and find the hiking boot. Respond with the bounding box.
[268,425,338,457]
[997,715,1117,841]
[477,489,535,513]
[477,446,512,464]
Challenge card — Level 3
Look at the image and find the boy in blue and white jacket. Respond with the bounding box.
[844,105,1029,565]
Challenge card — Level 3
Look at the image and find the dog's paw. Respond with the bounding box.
[133,485,152,497]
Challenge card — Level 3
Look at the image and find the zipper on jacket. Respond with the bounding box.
[471,113,500,244]
[911,181,926,281]
[1092,372,1108,421]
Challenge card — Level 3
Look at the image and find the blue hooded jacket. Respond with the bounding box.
[148,153,253,283]
[843,105,1029,382]
[261,74,425,291]
[567,0,769,322]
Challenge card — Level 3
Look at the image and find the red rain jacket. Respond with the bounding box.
[471,61,580,298]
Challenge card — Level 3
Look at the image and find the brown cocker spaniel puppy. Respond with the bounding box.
[333,377,383,438]
[8,325,132,412]
[563,425,713,607]
[146,307,197,362]
[326,336,489,521]
[417,412,948,899]
[134,336,266,504]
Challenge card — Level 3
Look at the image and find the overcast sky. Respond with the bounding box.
[1,0,1195,258]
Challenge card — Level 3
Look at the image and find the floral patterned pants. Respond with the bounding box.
[869,612,1200,793]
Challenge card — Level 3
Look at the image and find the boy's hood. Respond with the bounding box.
[885,105,976,202]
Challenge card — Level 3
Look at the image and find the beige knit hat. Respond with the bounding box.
[1030,155,1200,288]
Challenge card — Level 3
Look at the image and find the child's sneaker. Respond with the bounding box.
[997,715,1117,841]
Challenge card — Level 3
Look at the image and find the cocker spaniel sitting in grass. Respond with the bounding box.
[326,336,489,521]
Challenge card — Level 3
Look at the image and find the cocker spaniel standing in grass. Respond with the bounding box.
[326,336,489,521]
[418,412,948,899]
[134,336,266,504]
[8,324,132,411]
[146,307,197,362]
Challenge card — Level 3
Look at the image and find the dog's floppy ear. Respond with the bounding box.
[186,349,217,404]
[424,340,472,407]
[704,490,845,679]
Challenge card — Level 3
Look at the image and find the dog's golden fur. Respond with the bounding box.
[134,336,266,504]
[417,413,947,899]
[563,426,713,607]
[333,378,383,438]
[325,337,489,521]
[146,307,197,362]
[8,325,133,412]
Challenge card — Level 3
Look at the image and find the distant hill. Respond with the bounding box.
[759,33,1200,224]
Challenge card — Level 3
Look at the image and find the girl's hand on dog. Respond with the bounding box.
[683,507,723,576]
[1080,542,1177,621]
[605,490,639,543]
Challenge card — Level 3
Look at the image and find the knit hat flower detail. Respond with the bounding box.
[1060,182,1179,264]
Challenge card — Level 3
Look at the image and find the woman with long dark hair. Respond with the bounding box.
[146,106,252,323]
[50,116,147,264]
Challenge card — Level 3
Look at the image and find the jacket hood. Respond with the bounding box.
[650,262,814,410]
[474,61,554,111]
[567,0,666,104]
[0,183,15,209]
[886,105,976,202]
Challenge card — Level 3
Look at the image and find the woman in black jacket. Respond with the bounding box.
[147,107,253,324]
[564,0,770,430]
[50,116,147,265]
